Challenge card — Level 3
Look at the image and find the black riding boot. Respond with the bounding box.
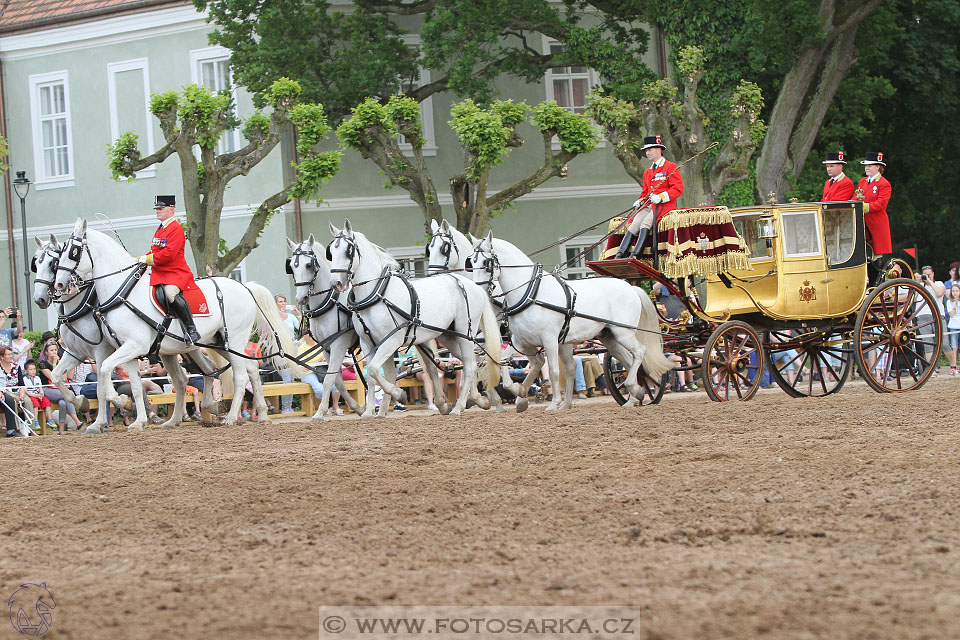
[629,227,650,259]
[170,292,202,345]
[614,231,636,259]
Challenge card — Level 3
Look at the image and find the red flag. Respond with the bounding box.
[904,247,917,259]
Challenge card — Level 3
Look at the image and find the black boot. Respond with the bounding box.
[629,228,650,259]
[614,231,636,259]
[170,292,202,345]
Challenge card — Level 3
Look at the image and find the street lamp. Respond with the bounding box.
[13,171,32,331]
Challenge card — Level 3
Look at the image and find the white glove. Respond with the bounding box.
[136,255,150,264]
[649,193,663,204]
[658,192,670,203]
[632,198,642,208]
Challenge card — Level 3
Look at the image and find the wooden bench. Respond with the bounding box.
[43,376,459,433]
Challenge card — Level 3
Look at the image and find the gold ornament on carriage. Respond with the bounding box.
[799,280,817,302]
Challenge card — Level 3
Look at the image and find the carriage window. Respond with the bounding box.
[822,208,856,265]
[732,215,772,260]
[780,210,821,257]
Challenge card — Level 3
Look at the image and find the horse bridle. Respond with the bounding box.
[56,233,88,282]
[31,243,62,288]
[467,244,499,289]
[326,233,359,280]
[286,244,322,289]
[425,229,456,272]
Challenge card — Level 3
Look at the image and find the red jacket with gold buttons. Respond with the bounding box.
[821,174,855,201]
[146,218,197,291]
[857,174,892,255]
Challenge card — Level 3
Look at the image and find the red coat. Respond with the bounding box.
[147,219,196,290]
[640,158,684,222]
[858,174,892,254]
[821,174,855,201]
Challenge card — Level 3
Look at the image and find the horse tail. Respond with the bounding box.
[634,286,674,379]
[245,281,310,378]
[478,296,503,391]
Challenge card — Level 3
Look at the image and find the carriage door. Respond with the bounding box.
[779,210,830,316]
[821,204,865,315]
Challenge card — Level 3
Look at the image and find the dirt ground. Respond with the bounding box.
[1,377,958,640]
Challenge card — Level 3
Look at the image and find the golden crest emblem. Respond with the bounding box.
[799,280,817,302]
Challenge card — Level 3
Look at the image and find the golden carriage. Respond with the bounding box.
[587,201,938,403]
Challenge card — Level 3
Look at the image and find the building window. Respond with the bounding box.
[228,259,247,283]
[107,58,156,179]
[560,236,603,280]
[29,71,74,189]
[189,46,241,155]
[398,36,437,156]
[544,41,595,115]
[389,244,430,277]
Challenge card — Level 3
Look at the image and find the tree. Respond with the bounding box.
[589,45,766,208]
[337,96,598,235]
[107,78,341,276]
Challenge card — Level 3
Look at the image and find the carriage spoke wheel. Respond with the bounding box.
[854,278,941,393]
[702,320,763,402]
[602,356,665,406]
[764,330,852,398]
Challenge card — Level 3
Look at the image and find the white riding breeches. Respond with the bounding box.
[163,284,181,301]
[627,206,654,234]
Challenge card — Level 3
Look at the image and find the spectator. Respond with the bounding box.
[398,342,438,411]
[10,326,33,369]
[37,343,82,433]
[0,345,27,437]
[298,331,342,415]
[922,265,948,376]
[946,285,960,377]
[946,262,960,291]
[0,307,21,348]
[274,294,300,414]
[37,331,58,361]
[22,360,56,431]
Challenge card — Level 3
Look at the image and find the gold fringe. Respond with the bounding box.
[661,250,753,279]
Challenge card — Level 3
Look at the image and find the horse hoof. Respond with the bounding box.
[161,422,182,429]
[438,403,453,416]
[516,397,528,413]
[118,394,133,411]
[127,424,145,432]
[477,397,491,410]
[495,404,507,413]
[84,425,101,435]
[448,406,463,416]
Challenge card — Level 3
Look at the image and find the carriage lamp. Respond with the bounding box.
[757,217,777,240]
[13,171,33,331]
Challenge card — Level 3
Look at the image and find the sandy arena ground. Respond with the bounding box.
[1,377,958,639]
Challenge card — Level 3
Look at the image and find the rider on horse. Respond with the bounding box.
[614,134,684,259]
[136,195,201,345]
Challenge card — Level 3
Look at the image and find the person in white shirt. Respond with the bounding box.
[22,360,55,429]
[945,284,960,376]
[10,326,33,369]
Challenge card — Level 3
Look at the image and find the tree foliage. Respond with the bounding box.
[338,96,599,235]
[107,78,340,275]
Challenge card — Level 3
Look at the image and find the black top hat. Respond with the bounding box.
[154,195,176,209]
[822,151,847,164]
[640,134,666,151]
[860,152,886,166]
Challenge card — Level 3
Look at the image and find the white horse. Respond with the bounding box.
[52,218,305,427]
[32,235,154,432]
[327,220,502,416]
[284,234,368,419]
[469,231,673,410]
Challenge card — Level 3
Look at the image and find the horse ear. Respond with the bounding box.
[49,233,58,246]
[306,233,316,246]
[80,218,88,234]
[485,230,493,245]
[441,219,450,232]
[285,237,297,250]
[35,236,44,248]
[328,221,339,236]
[343,219,354,236]
[430,219,439,233]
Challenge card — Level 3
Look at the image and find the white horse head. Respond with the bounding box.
[32,234,61,309]
[286,233,332,306]
[327,219,397,293]
[52,218,93,294]
[426,219,472,273]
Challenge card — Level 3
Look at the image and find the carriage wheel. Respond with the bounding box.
[602,356,666,406]
[702,320,763,402]
[854,278,941,393]
[764,330,852,398]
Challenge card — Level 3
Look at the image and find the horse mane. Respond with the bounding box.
[354,231,399,269]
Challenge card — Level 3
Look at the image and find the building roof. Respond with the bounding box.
[0,0,189,34]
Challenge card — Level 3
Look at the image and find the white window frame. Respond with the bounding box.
[28,70,75,190]
[541,37,604,150]
[780,210,823,258]
[107,58,156,179]
[559,234,603,280]
[398,35,437,157]
[228,258,247,283]
[189,45,242,154]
